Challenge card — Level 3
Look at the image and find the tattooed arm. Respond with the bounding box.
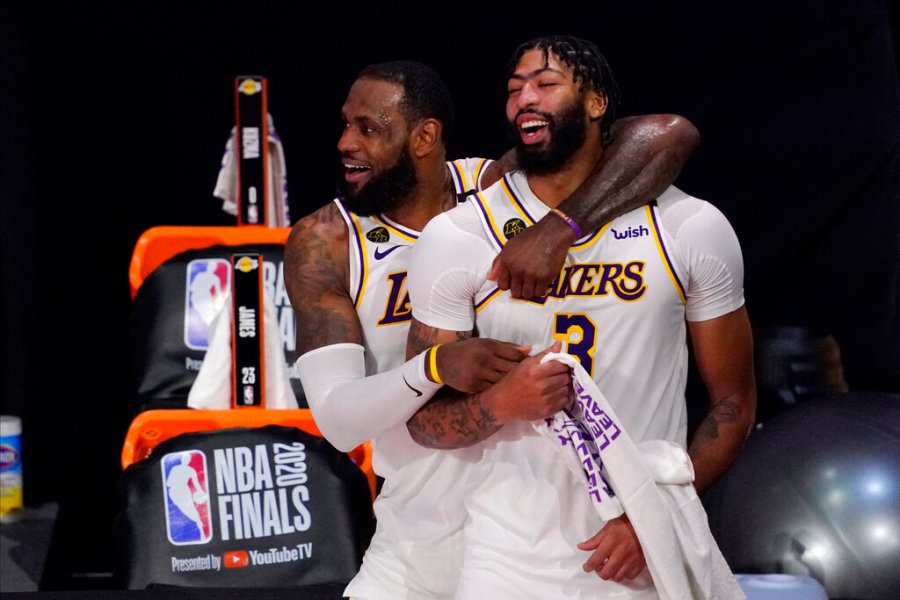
[687,306,757,494]
[284,203,527,451]
[488,114,700,299]
[404,319,502,449]
[284,203,361,355]
[405,317,570,449]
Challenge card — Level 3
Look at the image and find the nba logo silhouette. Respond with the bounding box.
[184,259,230,350]
[161,450,213,545]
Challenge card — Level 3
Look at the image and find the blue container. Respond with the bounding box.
[0,415,23,522]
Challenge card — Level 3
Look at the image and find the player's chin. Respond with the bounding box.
[343,169,372,190]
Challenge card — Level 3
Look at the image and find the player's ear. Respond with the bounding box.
[587,92,607,121]
[411,118,442,158]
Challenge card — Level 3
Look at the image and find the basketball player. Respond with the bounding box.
[285,59,698,599]
[405,36,756,598]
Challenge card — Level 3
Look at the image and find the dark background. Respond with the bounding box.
[2,0,899,588]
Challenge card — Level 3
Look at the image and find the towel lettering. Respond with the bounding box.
[545,375,624,512]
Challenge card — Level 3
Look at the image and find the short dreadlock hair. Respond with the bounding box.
[357,60,454,145]
[509,35,621,144]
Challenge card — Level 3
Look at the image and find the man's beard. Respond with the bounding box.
[338,145,418,216]
[510,101,588,175]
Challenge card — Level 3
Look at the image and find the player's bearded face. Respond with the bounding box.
[338,143,418,216]
[510,98,588,175]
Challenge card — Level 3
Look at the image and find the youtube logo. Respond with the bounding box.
[223,550,249,568]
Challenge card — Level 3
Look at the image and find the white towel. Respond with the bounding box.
[536,352,745,600]
[213,113,291,227]
[187,290,299,410]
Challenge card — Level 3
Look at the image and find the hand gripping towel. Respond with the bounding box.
[536,352,745,599]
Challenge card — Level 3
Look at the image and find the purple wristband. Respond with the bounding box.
[550,208,585,239]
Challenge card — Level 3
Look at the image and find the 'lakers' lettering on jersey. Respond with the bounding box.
[519,260,649,304]
[468,172,689,442]
[471,173,685,313]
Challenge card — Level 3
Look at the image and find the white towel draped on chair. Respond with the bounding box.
[187,290,298,410]
[213,113,290,227]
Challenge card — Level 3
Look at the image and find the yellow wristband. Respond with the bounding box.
[428,344,443,384]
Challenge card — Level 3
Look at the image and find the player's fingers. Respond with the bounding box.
[490,341,529,362]
[519,277,539,301]
[598,556,621,580]
[494,264,511,291]
[607,556,643,582]
[536,365,572,385]
[535,274,554,297]
[482,345,528,374]
[508,273,525,299]
[576,532,602,551]
[479,345,527,376]
[533,340,563,358]
[621,562,645,582]
[484,360,519,383]
[487,257,501,282]
[582,549,613,575]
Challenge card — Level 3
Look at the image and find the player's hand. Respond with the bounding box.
[486,341,572,422]
[437,339,531,394]
[578,514,647,581]
[487,215,574,300]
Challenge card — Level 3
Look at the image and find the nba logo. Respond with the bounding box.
[243,385,254,405]
[161,450,213,545]
[185,259,230,350]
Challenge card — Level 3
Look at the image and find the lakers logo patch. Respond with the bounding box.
[238,78,262,95]
[366,227,390,243]
[503,218,527,241]
[235,255,258,273]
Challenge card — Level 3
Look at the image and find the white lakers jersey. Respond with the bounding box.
[408,170,745,598]
[335,157,494,376]
[336,157,494,600]
[472,176,692,443]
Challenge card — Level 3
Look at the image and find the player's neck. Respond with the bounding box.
[383,170,454,232]
[527,136,604,208]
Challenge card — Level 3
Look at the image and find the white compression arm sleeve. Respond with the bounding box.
[296,343,443,452]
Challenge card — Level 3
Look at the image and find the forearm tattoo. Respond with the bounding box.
[408,388,501,449]
[696,398,741,441]
[407,318,500,447]
[407,318,471,356]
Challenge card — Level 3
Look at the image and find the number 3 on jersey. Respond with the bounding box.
[553,313,597,375]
